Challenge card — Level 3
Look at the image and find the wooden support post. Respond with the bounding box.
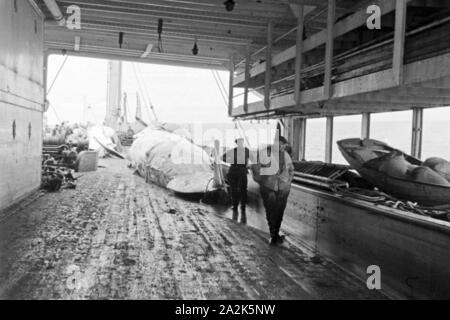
[244,43,251,113]
[393,0,407,85]
[264,22,274,109]
[291,117,306,161]
[43,53,50,112]
[324,0,336,99]
[286,117,293,144]
[299,118,307,161]
[325,116,334,163]
[361,112,371,139]
[44,53,49,96]
[411,108,424,159]
[228,54,235,117]
[294,5,305,107]
[286,117,295,159]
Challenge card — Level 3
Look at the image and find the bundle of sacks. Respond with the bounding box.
[365,151,450,186]
[66,126,89,145]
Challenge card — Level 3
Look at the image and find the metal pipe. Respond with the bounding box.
[43,0,66,27]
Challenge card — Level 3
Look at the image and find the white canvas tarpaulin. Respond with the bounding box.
[128,126,217,194]
[87,125,118,157]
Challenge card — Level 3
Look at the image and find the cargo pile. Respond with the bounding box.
[41,156,78,192]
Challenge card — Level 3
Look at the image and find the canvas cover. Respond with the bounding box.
[128,126,216,194]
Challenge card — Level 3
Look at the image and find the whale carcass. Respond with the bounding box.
[127,125,219,194]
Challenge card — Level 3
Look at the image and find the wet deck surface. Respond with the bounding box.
[0,159,385,300]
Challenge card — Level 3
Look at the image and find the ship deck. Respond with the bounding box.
[0,159,384,300]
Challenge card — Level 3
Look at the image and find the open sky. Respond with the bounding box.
[46,55,450,127]
[46,55,257,125]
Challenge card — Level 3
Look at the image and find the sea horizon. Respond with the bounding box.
[170,120,450,165]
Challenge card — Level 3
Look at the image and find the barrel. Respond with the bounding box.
[43,135,66,145]
[76,151,99,172]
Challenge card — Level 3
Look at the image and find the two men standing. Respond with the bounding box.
[223,135,294,246]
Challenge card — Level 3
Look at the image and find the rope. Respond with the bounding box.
[47,55,69,95]
[331,186,450,221]
[136,65,159,122]
[131,63,159,122]
[214,70,228,97]
[46,56,70,123]
[211,70,228,107]
[131,64,151,120]
[51,103,62,123]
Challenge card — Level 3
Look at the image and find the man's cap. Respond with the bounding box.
[235,137,245,144]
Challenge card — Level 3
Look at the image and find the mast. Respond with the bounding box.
[119,92,128,132]
[135,92,143,121]
[105,60,122,129]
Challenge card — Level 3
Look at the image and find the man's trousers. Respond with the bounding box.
[259,186,290,238]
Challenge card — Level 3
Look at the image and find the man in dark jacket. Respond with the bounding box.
[252,136,294,245]
[223,138,251,223]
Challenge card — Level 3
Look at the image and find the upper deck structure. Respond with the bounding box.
[33,0,450,118]
[30,0,450,162]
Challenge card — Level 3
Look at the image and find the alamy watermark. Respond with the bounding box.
[62,5,81,30]
[366,265,382,290]
[136,122,286,176]
[367,5,382,30]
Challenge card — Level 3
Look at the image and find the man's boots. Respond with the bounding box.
[240,207,247,224]
[269,234,285,246]
[232,208,239,221]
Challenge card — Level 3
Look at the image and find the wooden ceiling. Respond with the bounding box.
[35,0,361,69]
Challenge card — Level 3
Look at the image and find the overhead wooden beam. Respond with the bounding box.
[264,21,274,109]
[324,0,336,99]
[325,116,334,163]
[393,0,408,85]
[279,0,327,5]
[231,101,432,118]
[409,0,449,7]
[294,4,305,107]
[46,49,228,71]
[234,0,413,86]
[57,0,297,28]
[340,99,447,107]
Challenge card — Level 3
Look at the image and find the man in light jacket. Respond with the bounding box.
[252,136,294,246]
